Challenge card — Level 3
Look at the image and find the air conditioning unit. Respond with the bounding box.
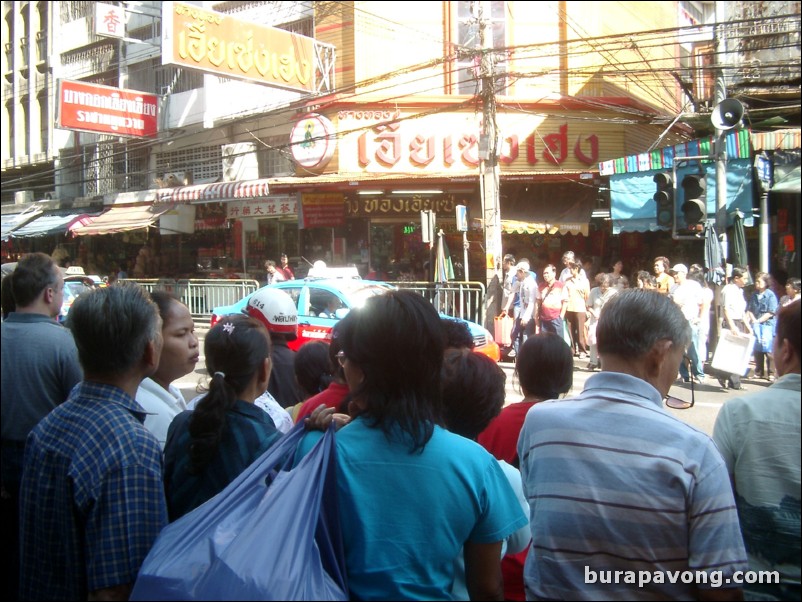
[43,191,56,200]
[222,142,258,182]
[14,190,34,204]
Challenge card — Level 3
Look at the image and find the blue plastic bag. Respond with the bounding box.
[131,423,347,601]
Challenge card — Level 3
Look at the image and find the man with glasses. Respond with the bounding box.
[713,299,800,601]
[1,253,83,600]
[517,289,747,600]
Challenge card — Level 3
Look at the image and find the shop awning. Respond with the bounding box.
[499,219,588,236]
[155,179,271,204]
[609,159,755,233]
[1,207,43,241]
[69,204,175,236]
[10,211,99,238]
[490,197,594,235]
[771,160,800,193]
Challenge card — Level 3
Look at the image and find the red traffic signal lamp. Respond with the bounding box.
[653,172,674,228]
[680,174,707,228]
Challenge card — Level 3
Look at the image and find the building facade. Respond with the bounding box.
[3,2,796,283]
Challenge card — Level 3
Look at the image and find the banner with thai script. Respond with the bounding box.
[226,197,297,220]
[300,193,346,228]
[162,1,315,93]
[57,80,158,138]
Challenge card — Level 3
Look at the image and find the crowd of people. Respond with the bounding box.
[1,250,800,601]
[498,249,795,388]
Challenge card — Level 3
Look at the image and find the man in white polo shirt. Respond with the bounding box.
[669,263,705,383]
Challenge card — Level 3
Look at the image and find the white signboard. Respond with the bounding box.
[226,197,298,220]
[95,3,125,38]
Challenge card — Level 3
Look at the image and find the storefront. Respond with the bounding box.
[268,101,653,278]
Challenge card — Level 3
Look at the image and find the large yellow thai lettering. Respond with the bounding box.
[207,37,226,67]
[180,23,207,63]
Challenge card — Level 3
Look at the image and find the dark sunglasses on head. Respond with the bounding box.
[664,355,695,410]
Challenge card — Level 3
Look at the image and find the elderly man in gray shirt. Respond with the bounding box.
[1,253,82,600]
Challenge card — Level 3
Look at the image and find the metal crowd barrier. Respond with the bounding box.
[120,278,486,325]
[389,280,487,325]
[120,278,261,318]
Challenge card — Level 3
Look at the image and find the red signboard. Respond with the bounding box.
[57,80,159,138]
[301,193,346,228]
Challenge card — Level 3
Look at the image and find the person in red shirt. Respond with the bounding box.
[477,332,574,602]
[538,264,567,336]
[279,253,295,280]
[294,324,350,421]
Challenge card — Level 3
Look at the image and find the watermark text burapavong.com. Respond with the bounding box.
[585,566,780,589]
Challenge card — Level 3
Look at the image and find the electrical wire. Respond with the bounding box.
[2,4,799,194]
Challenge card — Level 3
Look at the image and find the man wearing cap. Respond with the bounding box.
[669,263,705,383]
[501,261,538,358]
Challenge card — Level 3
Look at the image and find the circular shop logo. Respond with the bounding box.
[290,113,336,169]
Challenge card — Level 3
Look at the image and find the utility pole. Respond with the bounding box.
[477,1,503,333]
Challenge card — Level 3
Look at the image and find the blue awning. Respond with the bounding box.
[609,158,755,234]
[10,211,99,238]
[1,207,43,241]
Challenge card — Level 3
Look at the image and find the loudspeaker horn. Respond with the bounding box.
[711,98,744,131]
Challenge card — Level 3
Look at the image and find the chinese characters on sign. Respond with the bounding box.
[226,198,298,220]
[95,3,125,38]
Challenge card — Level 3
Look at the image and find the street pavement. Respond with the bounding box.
[176,324,774,438]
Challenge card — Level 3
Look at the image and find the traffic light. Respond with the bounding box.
[680,174,707,228]
[653,172,674,228]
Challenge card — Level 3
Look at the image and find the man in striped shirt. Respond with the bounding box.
[518,289,747,600]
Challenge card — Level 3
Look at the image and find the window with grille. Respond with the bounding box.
[113,142,149,191]
[155,145,222,185]
[258,136,294,177]
[60,2,94,25]
[453,1,508,95]
[156,65,204,95]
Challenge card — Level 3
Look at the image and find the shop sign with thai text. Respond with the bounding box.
[57,80,158,138]
[337,110,600,173]
[226,197,297,219]
[301,193,346,228]
[162,1,315,93]
[346,196,457,218]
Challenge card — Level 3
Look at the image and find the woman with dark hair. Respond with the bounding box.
[300,290,526,600]
[636,270,657,290]
[780,276,801,307]
[136,291,199,449]
[293,340,335,400]
[479,332,573,468]
[440,349,530,601]
[747,271,779,381]
[477,332,573,602]
[294,322,350,422]
[162,315,282,522]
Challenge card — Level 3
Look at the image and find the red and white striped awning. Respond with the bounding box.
[156,179,270,204]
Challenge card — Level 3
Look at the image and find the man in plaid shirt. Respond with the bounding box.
[19,283,168,601]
